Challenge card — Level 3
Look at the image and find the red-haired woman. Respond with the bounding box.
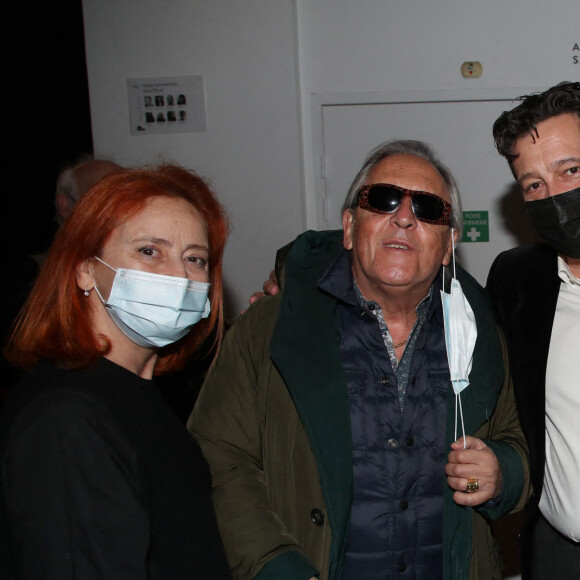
[0,165,231,578]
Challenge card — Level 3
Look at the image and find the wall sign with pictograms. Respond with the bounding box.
[462,211,489,243]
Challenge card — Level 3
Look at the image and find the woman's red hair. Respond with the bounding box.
[6,164,228,374]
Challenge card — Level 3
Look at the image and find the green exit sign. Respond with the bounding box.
[462,211,489,243]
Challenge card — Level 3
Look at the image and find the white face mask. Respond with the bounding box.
[440,230,477,446]
[93,257,211,348]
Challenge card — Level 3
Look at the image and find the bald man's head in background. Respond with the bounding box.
[55,159,122,225]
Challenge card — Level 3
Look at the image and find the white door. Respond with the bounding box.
[313,91,541,285]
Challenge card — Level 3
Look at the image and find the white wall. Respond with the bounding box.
[296,0,580,230]
[83,0,304,319]
[297,0,578,93]
[83,0,580,317]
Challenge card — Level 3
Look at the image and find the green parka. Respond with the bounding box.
[189,230,529,580]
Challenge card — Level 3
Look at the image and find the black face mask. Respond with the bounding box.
[525,186,580,259]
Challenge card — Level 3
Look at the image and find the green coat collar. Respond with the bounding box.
[270,231,351,579]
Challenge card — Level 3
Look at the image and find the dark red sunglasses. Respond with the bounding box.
[357,183,452,225]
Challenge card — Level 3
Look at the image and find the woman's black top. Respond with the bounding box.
[0,357,230,579]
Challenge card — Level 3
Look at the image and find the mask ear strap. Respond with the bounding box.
[451,228,457,280]
[93,285,107,305]
[448,227,466,447]
[94,256,117,272]
[454,390,467,449]
[442,228,457,292]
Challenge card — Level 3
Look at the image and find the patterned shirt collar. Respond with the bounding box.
[353,279,433,317]
[352,277,434,411]
[318,248,442,411]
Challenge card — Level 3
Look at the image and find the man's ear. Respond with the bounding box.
[342,209,355,250]
[442,227,459,267]
[76,258,95,293]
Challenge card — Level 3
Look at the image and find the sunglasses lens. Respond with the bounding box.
[412,193,446,221]
[365,185,447,222]
[366,185,403,212]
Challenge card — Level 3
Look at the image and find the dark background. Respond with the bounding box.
[1,1,92,394]
[6,1,93,257]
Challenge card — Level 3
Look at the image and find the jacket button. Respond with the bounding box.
[381,378,389,385]
[399,500,408,510]
[310,508,325,526]
[387,438,399,448]
[405,437,414,447]
[398,563,407,572]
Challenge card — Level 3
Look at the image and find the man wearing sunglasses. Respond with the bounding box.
[488,81,580,579]
[190,139,528,580]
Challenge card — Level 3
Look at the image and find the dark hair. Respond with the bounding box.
[493,81,580,162]
[6,164,229,375]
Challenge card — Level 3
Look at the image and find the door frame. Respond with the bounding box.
[308,87,542,229]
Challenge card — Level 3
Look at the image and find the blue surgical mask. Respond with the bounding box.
[440,230,477,446]
[93,257,211,348]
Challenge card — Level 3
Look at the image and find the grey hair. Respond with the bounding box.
[341,139,463,232]
[55,153,94,199]
[55,167,79,201]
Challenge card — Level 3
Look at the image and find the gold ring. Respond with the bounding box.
[465,478,479,493]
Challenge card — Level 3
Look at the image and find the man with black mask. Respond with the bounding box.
[488,81,580,579]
